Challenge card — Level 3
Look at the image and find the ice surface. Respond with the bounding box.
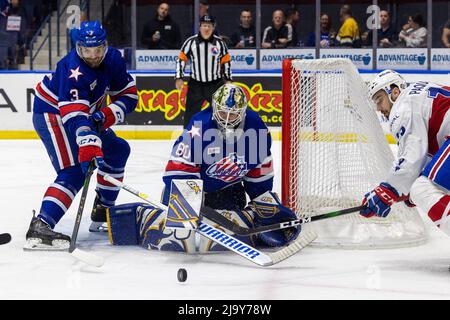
[0,140,449,300]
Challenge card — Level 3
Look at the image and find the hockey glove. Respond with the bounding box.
[249,191,301,247]
[360,182,401,218]
[92,104,125,130]
[76,130,104,173]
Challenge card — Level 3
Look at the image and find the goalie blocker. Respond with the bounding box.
[106,180,301,253]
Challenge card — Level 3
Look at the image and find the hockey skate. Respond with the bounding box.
[23,211,70,251]
[89,195,109,233]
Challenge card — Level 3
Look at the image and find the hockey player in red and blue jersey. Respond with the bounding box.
[25,21,138,250]
[361,70,450,235]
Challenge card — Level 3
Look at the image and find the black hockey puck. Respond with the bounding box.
[0,233,11,245]
[177,268,187,282]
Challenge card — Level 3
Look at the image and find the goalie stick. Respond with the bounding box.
[0,233,11,245]
[201,205,366,236]
[103,174,317,267]
[69,161,105,268]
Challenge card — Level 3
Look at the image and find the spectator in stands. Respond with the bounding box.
[262,9,292,49]
[141,2,181,49]
[441,19,450,48]
[306,13,336,47]
[364,9,397,48]
[336,4,361,48]
[398,14,427,48]
[230,9,255,48]
[8,0,27,65]
[103,0,127,47]
[285,7,300,47]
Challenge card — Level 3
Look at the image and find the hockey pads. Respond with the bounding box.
[76,129,104,173]
[360,182,401,218]
[92,104,125,130]
[107,203,142,245]
[249,191,301,247]
[165,180,202,230]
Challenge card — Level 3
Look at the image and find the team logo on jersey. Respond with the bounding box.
[206,153,248,183]
[211,46,219,55]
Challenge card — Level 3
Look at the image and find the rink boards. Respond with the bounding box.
[0,71,449,141]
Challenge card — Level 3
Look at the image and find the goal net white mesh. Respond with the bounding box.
[282,58,427,248]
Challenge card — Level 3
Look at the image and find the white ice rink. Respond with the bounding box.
[1,139,450,300]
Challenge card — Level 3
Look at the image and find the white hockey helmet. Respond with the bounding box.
[212,83,247,130]
[368,70,407,103]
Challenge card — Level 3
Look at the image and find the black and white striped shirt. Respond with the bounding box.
[175,34,232,82]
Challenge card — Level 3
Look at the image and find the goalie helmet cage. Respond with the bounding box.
[281,58,427,248]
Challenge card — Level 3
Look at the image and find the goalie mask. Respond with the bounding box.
[212,84,247,131]
[74,20,108,68]
[368,70,407,104]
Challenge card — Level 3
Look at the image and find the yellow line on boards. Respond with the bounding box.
[0,130,396,144]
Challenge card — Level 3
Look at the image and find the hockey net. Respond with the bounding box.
[281,58,427,248]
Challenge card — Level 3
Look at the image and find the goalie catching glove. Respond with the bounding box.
[247,191,301,247]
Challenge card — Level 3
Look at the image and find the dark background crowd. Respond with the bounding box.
[1,0,450,70]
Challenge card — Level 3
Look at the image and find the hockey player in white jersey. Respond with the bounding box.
[360,70,450,235]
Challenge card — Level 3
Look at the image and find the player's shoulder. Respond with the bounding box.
[103,46,125,65]
[190,107,215,128]
[56,50,91,86]
[244,109,268,129]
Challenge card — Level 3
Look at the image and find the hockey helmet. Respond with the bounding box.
[212,83,247,130]
[74,20,108,67]
[368,69,407,104]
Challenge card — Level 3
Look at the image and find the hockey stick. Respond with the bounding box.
[103,174,317,267]
[201,205,366,236]
[69,161,105,268]
[0,233,11,245]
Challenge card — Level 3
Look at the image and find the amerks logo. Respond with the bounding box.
[206,153,248,182]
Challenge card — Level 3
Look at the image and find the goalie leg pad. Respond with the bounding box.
[107,202,142,245]
[250,191,301,248]
[138,204,196,253]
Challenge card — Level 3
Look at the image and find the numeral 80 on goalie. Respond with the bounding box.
[175,143,191,159]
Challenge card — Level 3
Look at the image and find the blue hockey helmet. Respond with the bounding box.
[75,21,108,68]
[76,20,107,47]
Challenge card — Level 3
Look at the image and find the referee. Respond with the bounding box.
[175,15,232,128]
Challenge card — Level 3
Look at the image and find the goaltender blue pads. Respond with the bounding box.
[166,180,203,230]
[250,191,301,247]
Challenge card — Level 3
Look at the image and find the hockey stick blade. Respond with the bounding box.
[0,233,11,245]
[202,205,366,236]
[70,248,105,268]
[103,174,314,267]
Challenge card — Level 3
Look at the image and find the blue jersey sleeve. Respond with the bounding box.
[162,120,202,205]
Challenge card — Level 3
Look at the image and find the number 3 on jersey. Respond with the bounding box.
[70,89,79,101]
